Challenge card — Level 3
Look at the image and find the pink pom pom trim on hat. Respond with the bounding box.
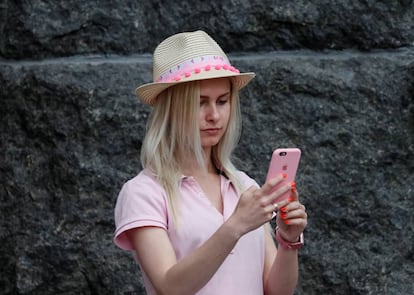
[156,55,240,83]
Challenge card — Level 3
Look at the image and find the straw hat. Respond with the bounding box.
[136,30,255,106]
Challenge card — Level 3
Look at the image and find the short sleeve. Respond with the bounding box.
[113,171,168,250]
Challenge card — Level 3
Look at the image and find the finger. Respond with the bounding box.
[260,173,287,195]
[280,217,308,228]
[242,185,259,198]
[271,202,278,213]
[280,200,306,213]
[277,201,305,219]
[267,203,279,220]
[266,183,291,205]
[279,206,307,224]
[274,196,290,213]
[288,181,299,202]
[283,207,307,220]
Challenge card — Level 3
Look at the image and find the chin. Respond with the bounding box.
[201,140,220,148]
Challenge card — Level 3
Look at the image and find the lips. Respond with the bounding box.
[202,127,221,135]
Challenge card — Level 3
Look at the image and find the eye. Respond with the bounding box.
[217,96,230,105]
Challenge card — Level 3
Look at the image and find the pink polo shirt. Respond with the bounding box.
[114,169,265,294]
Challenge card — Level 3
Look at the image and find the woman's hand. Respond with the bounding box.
[229,174,292,237]
[276,182,307,242]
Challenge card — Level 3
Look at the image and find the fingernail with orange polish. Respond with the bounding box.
[288,196,294,202]
[282,173,287,179]
[284,220,289,225]
[281,213,287,219]
[291,181,296,187]
[281,207,287,213]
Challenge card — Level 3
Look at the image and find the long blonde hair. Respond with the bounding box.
[141,78,243,227]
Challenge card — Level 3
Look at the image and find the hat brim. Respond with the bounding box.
[136,70,255,106]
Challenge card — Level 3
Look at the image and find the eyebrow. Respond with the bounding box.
[200,92,231,99]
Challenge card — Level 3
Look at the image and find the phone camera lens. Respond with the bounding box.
[279,152,287,156]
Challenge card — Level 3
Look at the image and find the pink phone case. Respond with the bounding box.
[266,148,301,202]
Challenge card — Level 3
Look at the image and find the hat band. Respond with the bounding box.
[156,55,240,83]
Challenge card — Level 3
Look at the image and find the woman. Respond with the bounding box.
[114,30,307,295]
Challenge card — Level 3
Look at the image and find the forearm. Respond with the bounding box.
[265,247,299,295]
[161,219,242,295]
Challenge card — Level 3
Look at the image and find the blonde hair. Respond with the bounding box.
[141,78,243,227]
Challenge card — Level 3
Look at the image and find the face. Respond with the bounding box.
[199,78,231,151]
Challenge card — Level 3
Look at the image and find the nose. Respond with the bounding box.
[206,103,219,121]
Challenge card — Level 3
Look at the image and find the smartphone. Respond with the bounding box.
[265,148,301,202]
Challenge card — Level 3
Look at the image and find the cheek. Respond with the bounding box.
[198,109,204,121]
[198,109,207,126]
[221,105,231,122]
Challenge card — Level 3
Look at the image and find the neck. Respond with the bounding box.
[183,147,217,176]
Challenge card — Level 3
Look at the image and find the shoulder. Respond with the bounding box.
[115,169,168,219]
[122,169,164,193]
[114,169,169,250]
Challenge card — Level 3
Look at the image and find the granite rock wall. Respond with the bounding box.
[1,1,413,294]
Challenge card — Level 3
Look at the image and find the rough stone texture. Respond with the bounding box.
[2,50,414,294]
[1,0,414,59]
[1,0,414,294]
[235,50,414,294]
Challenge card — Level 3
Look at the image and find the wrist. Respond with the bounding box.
[275,227,304,250]
[223,217,244,241]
